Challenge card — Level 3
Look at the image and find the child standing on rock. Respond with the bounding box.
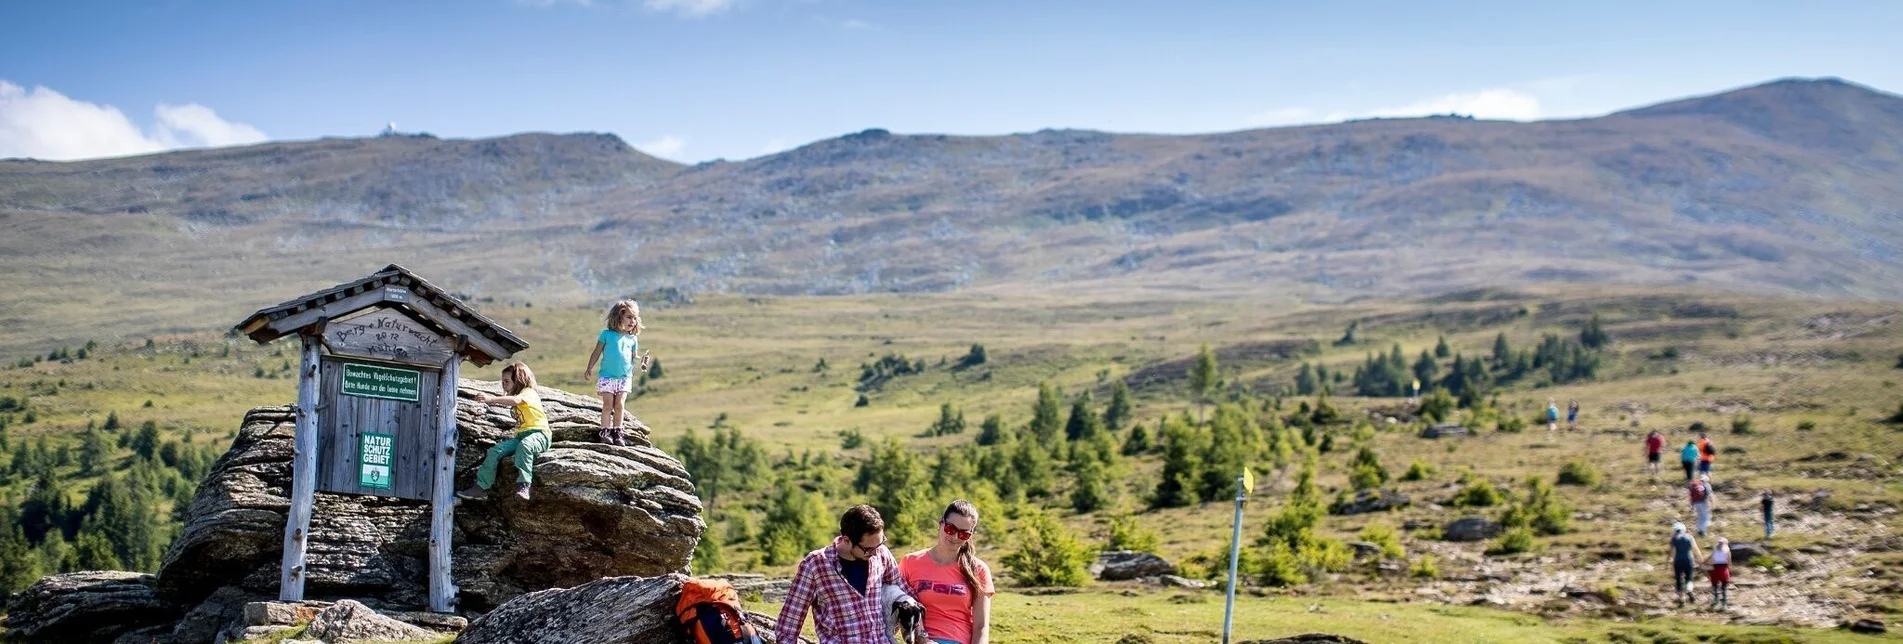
[458,362,551,502]
[583,300,651,446]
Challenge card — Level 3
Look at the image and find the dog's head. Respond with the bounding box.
[880,585,927,644]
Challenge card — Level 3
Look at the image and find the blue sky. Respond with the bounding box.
[2,0,1900,162]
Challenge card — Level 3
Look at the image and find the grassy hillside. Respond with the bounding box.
[4,285,1901,636]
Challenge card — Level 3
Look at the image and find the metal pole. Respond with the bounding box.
[1222,475,1245,644]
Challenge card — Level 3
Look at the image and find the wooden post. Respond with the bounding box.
[428,339,464,613]
[281,332,323,601]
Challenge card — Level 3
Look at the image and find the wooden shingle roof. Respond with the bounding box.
[233,264,528,366]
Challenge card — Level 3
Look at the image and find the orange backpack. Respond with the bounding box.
[677,578,762,644]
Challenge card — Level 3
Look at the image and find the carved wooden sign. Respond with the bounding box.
[324,308,452,366]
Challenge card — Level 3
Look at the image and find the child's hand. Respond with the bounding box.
[473,393,490,404]
[639,350,653,369]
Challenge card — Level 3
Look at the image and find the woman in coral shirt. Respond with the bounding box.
[900,500,992,644]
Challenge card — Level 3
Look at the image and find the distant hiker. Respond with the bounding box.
[1709,537,1733,610]
[458,362,549,501]
[1567,399,1580,428]
[1679,440,1699,481]
[777,505,913,644]
[582,299,651,446]
[1696,431,1717,477]
[901,500,994,644]
[1670,522,1703,607]
[1644,430,1665,477]
[1761,491,1776,540]
[1689,474,1714,537]
[1547,399,1560,432]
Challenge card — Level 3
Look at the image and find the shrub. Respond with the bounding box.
[1731,414,1755,435]
[1888,401,1903,425]
[1797,420,1817,432]
[1452,480,1504,508]
[837,428,865,450]
[1495,416,1525,433]
[1410,554,1440,578]
[1106,515,1160,554]
[1747,555,1780,570]
[1256,542,1309,587]
[1499,476,1571,535]
[1689,421,1710,433]
[1359,522,1405,559]
[1401,460,1437,482]
[854,393,870,408]
[1350,465,1385,491]
[1556,459,1602,487]
[1488,526,1537,555]
[1001,510,1092,587]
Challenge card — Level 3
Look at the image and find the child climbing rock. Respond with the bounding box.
[458,362,550,501]
[583,300,651,446]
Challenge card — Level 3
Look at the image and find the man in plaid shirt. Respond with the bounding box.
[776,505,912,644]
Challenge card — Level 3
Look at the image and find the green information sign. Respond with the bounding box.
[340,362,422,402]
[359,432,394,489]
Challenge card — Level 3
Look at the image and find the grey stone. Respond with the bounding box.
[156,382,704,612]
[2,571,179,644]
[245,600,333,626]
[1090,551,1177,581]
[305,600,437,644]
[1158,575,1206,589]
[454,575,684,644]
[1847,619,1885,634]
[1728,542,1770,565]
[1348,542,1383,560]
[1443,516,1503,542]
[1419,423,1469,439]
[1330,489,1411,515]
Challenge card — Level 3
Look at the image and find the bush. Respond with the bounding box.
[1000,510,1092,587]
[1488,526,1537,555]
[1410,554,1440,578]
[1452,480,1504,508]
[837,428,865,450]
[1256,542,1308,587]
[1747,555,1780,570]
[1731,414,1755,435]
[1888,402,1903,425]
[1418,388,1457,424]
[1797,420,1817,432]
[1400,460,1437,482]
[1106,515,1159,554]
[1689,420,1710,433]
[1349,464,1385,491]
[1556,459,1602,487]
[1359,522,1405,559]
[854,393,869,408]
[1495,416,1525,433]
[1499,476,1571,535]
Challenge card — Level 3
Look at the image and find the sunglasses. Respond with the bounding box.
[941,522,974,541]
[852,536,886,553]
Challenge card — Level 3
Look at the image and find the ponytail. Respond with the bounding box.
[942,499,985,604]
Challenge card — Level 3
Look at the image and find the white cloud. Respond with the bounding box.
[0,80,267,160]
[636,135,686,159]
[839,18,877,30]
[643,0,736,17]
[1350,88,1545,121]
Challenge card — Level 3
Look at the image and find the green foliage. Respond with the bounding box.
[928,402,967,437]
[1488,526,1538,555]
[1103,380,1133,431]
[1294,362,1319,396]
[1556,459,1602,487]
[1064,392,1105,442]
[1495,416,1525,433]
[1412,350,1440,385]
[1029,382,1064,447]
[1886,401,1903,425]
[1069,456,1115,512]
[1580,314,1610,349]
[131,421,161,461]
[646,358,664,379]
[1009,436,1056,499]
[1000,510,1091,587]
[976,414,1007,446]
[959,343,988,368]
[1120,422,1152,456]
[1731,414,1755,435]
[1359,522,1404,559]
[1308,395,1342,426]
[837,427,865,450]
[854,392,869,407]
[1896,353,1903,369]
[677,417,768,514]
[854,439,930,546]
[1797,420,1817,432]
[1401,460,1437,482]
[1256,542,1308,587]
[692,529,726,574]
[78,429,111,475]
[1499,476,1571,536]
[1434,336,1451,358]
[1347,446,1388,491]
[1335,321,1359,346]
[1352,344,1413,397]
[1151,416,1203,509]
[69,531,124,570]
[1410,554,1440,578]
[1418,388,1456,423]
[1452,480,1504,508]
[757,482,830,566]
[1106,514,1159,554]
[856,353,920,392]
[1188,343,1219,416]
[103,411,120,432]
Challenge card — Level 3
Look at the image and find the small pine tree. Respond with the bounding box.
[1104,380,1133,431]
[1294,362,1318,396]
[960,344,988,368]
[1188,344,1218,423]
[1336,321,1360,346]
[1435,336,1451,358]
[646,359,664,379]
[1029,382,1063,447]
[854,393,869,408]
[1000,510,1091,587]
[692,533,726,575]
[102,411,120,432]
[976,415,1007,446]
[1121,422,1152,456]
[1105,514,1159,554]
[1412,350,1440,385]
[1418,388,1456,424]
[1580,314,1610,349]
[1492,333,1512,367]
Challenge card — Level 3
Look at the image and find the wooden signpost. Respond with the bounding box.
[234,265,527,613]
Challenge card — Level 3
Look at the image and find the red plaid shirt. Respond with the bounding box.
[775,537,907,644]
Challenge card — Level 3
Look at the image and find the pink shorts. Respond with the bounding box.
[596,377,631,394]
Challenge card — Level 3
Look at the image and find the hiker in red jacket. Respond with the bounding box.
[1644,430,1665,478]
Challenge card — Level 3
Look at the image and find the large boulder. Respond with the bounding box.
[454,575,685,644]
[1443,516,1502,543]
[156,381,703,612]
[2,572,179,643]
[1089,551,1178,581]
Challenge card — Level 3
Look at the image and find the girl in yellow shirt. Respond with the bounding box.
[457,362,551,501]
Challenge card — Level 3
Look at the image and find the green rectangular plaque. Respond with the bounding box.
[340,362,422,402]
[359,432,394,489]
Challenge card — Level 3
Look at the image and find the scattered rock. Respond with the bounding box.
[1419,423,1469,439]
[1729,542,1770,564]
[1091,551,1178,581]
[1348,542,1383,560]
[1442,516,1502,543]
[2,572,179,643]
[304,600,438,644]
[1157,575,1206,589]
[455,574,684,644]
[1846,618,1886,634]
[1331,489,1411,516]
[1238,634,1371,644]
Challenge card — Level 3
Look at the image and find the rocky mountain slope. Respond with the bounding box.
[3,77,1901,350]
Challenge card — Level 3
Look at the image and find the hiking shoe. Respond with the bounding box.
[611,427,628,446]
[455,485,487,501]
[514,483,532,501]
[598,427,614,444]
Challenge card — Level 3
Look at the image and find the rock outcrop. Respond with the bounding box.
[1090,551,1178,581]
[455,574,801,644]
[304,600,439,644]
[1,572,179,643]
[156,381,703,612]
[1330,489,1411,516]
[1442,516,1503,543]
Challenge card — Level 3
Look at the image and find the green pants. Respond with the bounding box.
[475,430,550,489]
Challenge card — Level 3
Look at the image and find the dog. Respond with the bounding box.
[879,583,928,644]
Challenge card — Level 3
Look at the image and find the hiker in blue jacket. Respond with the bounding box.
[1679,440,1699,481]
